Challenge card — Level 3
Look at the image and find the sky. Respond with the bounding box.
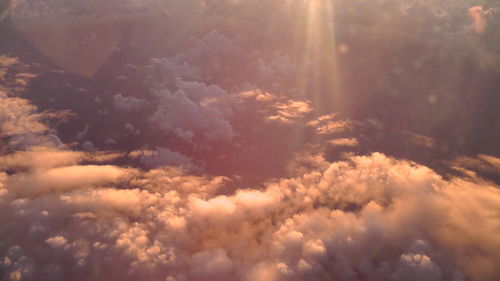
[0,1,499,281]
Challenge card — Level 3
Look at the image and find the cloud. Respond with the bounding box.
[6,165,131,197]
[328,138,359,147]
[113,94,148,113]
[469,6,490,34]
[238,90,313,125]
[2,2,500,281]
[0,92,65,149]
[144,58,201,88]
[82,141,97,152]
[45,236,68,249]
[142,29,246,145]
[131,148,201,171]
[267,100,312,124]
[450,154,500,182]
[307,114,353,135]
[0,147,83,171]
[255,54,296,81]
[148,80,234,143]
[0,92,47,138]
[124,123,141,136]
[1,149,499,281]
[188,29,241,61]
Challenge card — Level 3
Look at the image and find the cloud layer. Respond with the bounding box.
[1,144,499,281]
[0,90,498,280]
[1,1,500,281]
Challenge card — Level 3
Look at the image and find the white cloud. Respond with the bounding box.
[148,80,234,143]
[238,90,313,125]
[2,2,499,281]
[0,147,83,170]
[45,236,68,248]
[113,94,148,113]
[328,138,359,147]
[0,92,47,138]
[0,151,498,281]
[307,114,353,135]
[7,165,131,197]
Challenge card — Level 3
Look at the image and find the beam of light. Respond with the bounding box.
[0,0,16,21]
[293,0,342,114]
[287,0,342,149]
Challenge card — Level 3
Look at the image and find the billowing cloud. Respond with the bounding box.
[113,94,148,113]
[0,91,64,149]
[0,91,47,138]
[148,78,234,143]
[1,145,499,281]
[1,1,499,281]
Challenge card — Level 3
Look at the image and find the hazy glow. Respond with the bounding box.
[296,0,341,109]
[0,1,499,281]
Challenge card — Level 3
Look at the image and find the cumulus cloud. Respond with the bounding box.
[130,148,201,171]
[7,164,131,197]
[82,141,97,152]
[1,147,499,281]
[267,100,312,124]
[0,91,48,139]
[0,91,65,149]
[0,81,499,281]
[255,54,296,81]
[187,29,241,62]
[0,147,83,171]
[307,114,353,135]
[124,123,141,136]
[148,79,234,143]
[328,138,359,147]
[113,94,148,113]
[238,90,313,125]
[144,58,201,88]
[2,1,500,281]
[142,29,246,145]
